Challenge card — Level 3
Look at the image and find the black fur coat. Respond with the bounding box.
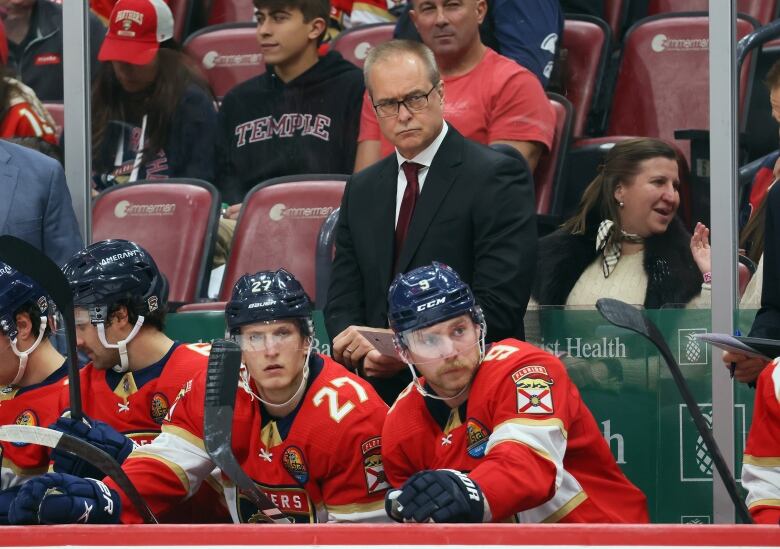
[532,216,703,308]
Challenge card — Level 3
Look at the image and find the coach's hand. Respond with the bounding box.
[50,413,135,478]
[332,326,375,371]
[9,473,121,524]
[387,470,488,523]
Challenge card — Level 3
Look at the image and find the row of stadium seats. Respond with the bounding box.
[91,176,345,308]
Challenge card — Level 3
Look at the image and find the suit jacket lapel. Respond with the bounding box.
[0,146,18,234]
[395,129,463,273]
[369,156,398,290]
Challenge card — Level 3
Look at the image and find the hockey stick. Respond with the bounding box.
[595,298,753,524]
[0,425,157,524]
[203,339,292,524]
[0,235,82,419]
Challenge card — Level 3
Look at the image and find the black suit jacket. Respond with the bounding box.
[325,126,537,360]
[750,182,780,339]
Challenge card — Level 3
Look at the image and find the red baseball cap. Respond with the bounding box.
[98,0,174,65]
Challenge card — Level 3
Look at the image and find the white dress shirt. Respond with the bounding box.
[393,122,449,226]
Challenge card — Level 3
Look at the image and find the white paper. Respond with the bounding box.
[693,332,770,359]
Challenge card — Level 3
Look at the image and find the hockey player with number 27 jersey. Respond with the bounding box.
[382,262,649,523]
[106,269,390,524]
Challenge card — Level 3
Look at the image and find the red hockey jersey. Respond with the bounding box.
[57,343,211,445]
[742,358,780,524]
[109,354,391,524]
[0,364,68,489]
[382,339,649,523]
[57,342,224,523]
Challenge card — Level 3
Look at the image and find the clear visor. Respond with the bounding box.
[401,318,481,363]
[232,327,309,354]
[74,309,92,326]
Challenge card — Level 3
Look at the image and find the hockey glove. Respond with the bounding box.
[9,473,121,525]
[0,486,21,525]
[50,413,135,478]
[387,469,487,523]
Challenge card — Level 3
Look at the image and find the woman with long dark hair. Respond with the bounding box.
[91,0,216,190]
[533,137,711,308]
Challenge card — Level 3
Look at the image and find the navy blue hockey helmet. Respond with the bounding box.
[61,239,168,323]
[225,269,313,334]
[0,261,50,339]
[388,262,477,336]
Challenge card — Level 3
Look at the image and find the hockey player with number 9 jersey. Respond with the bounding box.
[102,269,390,524]
[742,357,780,524]
[381,262,649,524]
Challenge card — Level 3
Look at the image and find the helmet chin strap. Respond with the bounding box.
[9,316,47,387]
[97,316,145,373]
[400,319,486,403]
[240,337,313,411]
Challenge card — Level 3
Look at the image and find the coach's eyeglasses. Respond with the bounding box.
[373,83,440,118]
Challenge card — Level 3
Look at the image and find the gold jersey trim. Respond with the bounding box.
[161,424,206,451]
[493,417,568,440]
[743,454,780,467]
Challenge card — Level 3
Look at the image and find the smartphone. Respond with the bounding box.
[356,328,401,359]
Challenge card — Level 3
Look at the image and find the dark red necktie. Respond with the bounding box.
[395,161,422,268]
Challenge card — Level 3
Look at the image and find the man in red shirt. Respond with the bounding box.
[354,0,553,171]
[381,262,648,523]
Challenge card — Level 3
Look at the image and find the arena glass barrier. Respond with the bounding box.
[164,306,761,524]
[1,523,778,547]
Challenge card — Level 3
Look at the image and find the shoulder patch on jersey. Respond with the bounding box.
[513,366,554,415]
[361,436,389,494]
[465,418,490,458]
[12,409,38,447]
[282,446,309,485]
[150,392,169,425]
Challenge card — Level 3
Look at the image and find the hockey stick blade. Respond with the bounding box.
[203,339,291,524]
[595,298,753,523]
[0,235,82,419]
[0,425,157,524]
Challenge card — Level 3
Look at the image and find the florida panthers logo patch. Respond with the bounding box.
[282,446,309,485]
[465,418,490,458]
[12,409,38,447]
[361,437,389,494]
[512,366,554,415]
[150,393,169,425]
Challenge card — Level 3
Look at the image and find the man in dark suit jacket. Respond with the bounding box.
[724,182,780,384]
[0,139,83,267]
[325,39,537,403]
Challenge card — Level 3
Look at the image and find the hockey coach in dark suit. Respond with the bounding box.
[325,39,537,404]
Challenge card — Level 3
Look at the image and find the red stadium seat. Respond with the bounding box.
[606,13,756,165]
[562,15,611,137]
[534,93,573,215]
[647,0,778,26]
[43,102,64,140]
[331,23,395,68]
[207,0,255,24]
[219,175,348,303]
[92,179,220,304]
[183,23,265,99]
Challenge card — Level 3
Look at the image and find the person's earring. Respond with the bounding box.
[619,201,624,208]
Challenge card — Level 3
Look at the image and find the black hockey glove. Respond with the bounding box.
[50,413,135,478]
[386,469,486,523]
